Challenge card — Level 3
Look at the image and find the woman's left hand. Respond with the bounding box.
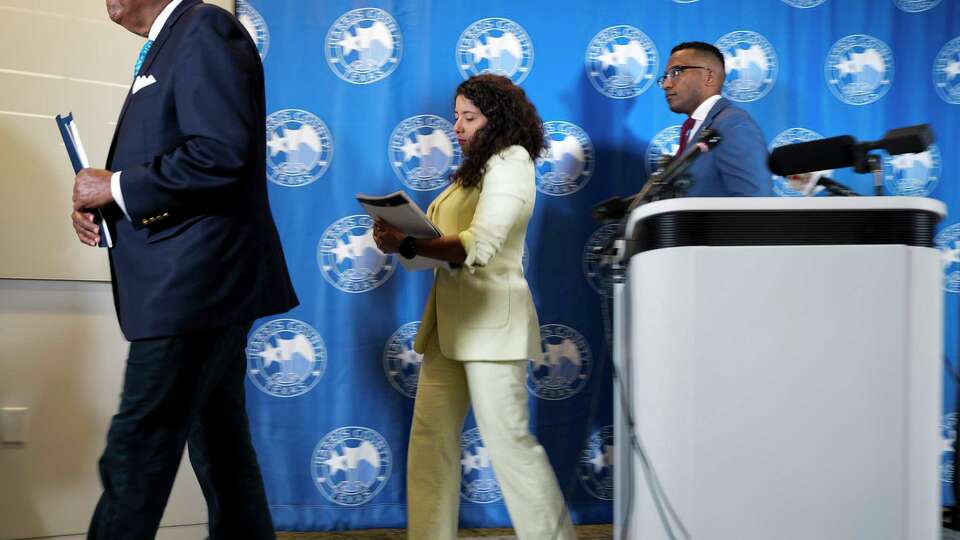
[372,218,404,253]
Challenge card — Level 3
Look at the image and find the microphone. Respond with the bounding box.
[817,177,859,197]
[768,136,857,176]
[591,129,721,222]
[592,195,631,222]
[862,124,933,156]
[768,124,934,177]
[657,128,722,186]
[783,170,859,197]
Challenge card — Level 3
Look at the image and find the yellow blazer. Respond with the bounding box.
[413,145,542,361]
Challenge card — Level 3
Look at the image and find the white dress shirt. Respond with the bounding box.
[683,93,723,146]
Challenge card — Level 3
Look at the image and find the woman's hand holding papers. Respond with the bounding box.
[373,218,467,264]
[372,218,404,253]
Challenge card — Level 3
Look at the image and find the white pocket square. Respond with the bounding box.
[132,74,157,95]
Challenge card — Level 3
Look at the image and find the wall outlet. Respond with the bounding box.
[1,407,29,446]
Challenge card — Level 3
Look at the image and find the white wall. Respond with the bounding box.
[0,2,243,538]
[0,0,234,281]
[0,279,207,539]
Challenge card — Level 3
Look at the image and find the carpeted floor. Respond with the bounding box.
[276,524,960,539]
[277,524,613,539]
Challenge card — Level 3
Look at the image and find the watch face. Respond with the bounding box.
[400,236,417,259]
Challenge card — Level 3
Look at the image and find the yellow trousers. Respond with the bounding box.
[406,333,576,540]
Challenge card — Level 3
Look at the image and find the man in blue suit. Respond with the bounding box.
[658,41,772,196]
[70,1,298,538]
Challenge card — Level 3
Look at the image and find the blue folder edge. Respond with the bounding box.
[56,113,110,248]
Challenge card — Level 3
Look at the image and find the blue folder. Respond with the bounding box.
[56,113,113,248]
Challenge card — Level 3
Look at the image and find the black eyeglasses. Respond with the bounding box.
[657,65,710,88]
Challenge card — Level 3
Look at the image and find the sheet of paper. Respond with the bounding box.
[357,191,450,271]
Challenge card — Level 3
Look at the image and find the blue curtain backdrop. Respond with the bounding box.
[234,0,960,530]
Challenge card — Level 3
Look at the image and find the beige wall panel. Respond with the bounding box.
[0,281,207,539]
[0,0,232,21]
[0,0,236,280]
[1,2,237,538]
[0,6,140,82]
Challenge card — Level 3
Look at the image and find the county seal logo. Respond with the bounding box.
[536,121,594,196]
[936,224,960,293]
[781,0,827,7]
[769,128,828,197]
[585,25,659,99]
[265,109,333,187]
[325,8,402,85]
[389,115,460,191]
[825,34,894,106]
[894,0,942,12]
[934,36,960,105]
[236,0,269,60]
[382,321,422,398]
[246,318,326,398]
[456,18,533,84]
[528,324,593,401]
[883,144,940,196]
[583,224,620,298]
[645,125,682,175]
[460,427,503,503]
[715,31,778,102]
[312,426,392,506]
[579,425,614,500]
[943,412,958,485]
[317,215,396,293]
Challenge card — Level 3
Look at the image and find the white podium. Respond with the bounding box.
[612,197,946,540]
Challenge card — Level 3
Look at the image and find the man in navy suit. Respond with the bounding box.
[71,1,298,538]
[658,41,772,196]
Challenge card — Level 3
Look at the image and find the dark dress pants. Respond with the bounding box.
[87,322,274,540]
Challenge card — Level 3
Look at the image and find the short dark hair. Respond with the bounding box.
[671,41,725,69]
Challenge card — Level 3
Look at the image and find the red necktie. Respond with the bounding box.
[676,117,696,156]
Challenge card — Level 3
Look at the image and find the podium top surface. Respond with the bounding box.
[620,196,947,259]
[625,196,946,238]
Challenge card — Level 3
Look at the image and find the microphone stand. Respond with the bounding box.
[850,144,884,195]
[870,155,884,196]
[627,129,721,211]
[592,129,722,223]
[591,129,723,285]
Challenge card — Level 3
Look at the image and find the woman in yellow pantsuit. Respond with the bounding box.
[372,74,576,540]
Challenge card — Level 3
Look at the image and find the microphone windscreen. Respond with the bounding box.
[768,135,856,176]
[877,125,933,156]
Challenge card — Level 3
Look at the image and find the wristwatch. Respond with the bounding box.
[398,236,417,260]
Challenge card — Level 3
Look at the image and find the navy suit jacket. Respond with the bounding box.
[680,97,773,197]
[105,0,298,340]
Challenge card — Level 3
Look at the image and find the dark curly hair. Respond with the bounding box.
[451,74,545,188]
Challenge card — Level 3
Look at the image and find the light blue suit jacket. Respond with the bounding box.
[680,97,773,197]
